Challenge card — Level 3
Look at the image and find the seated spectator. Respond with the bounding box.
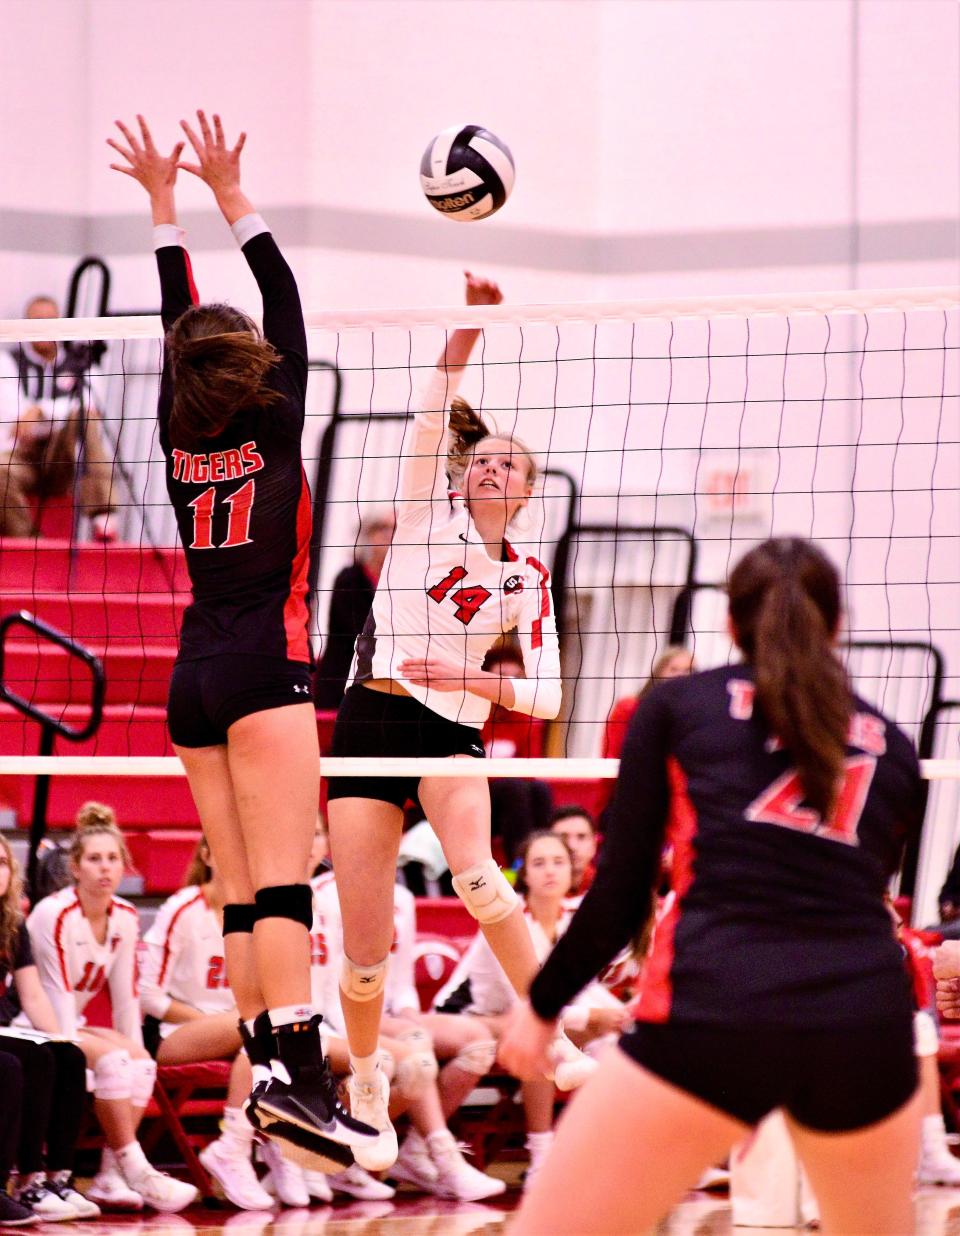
[139,839,273,1212]
[0,835,95,1222]
[0,296,117,540]
[433,830,626,1190]
[26,804,197,1213]
[482,643,553,865]
[603,645,695,761]
[550,805,599,900]
[308,821,502,1202]
[313,508,395,709]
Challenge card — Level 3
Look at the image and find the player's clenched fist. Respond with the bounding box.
[933,942,960,1019]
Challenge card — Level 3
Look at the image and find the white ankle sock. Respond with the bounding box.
[220,1106,255,1154]
[426,1128,457,1159]
[525,1130,553,1169]
[116,1141,151,1181]
[350,1051,380,1081]
[269,1004,315,1028]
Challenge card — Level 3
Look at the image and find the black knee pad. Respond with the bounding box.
[223,903,257,936]
[254,883,313,930]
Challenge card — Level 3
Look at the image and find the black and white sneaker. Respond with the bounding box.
[254,1015,378,1155]
[0,1195,36,1228]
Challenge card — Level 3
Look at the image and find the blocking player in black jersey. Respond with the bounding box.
[108,113,375,1167]
[501,537,924,1235]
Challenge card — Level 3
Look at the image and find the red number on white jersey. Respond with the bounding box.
[206,956,228,989]
[745,755,877,847]
[75,961,106,993]
[188,479,256,550]
[310,932,328,967]
[427,567,491,625]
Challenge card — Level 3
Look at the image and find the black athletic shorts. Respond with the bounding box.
[327,683,485,808]
[167,654,313,748]
[618,1014,918,1133]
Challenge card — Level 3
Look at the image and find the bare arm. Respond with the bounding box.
[435,272,503,374]
[14,964,62,1035]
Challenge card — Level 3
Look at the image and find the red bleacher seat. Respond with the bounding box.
[141,1061,231,1195]
[414,935,466,1011]
[415,897,477,941]
[126,829,202,894]
[550,777,609,821]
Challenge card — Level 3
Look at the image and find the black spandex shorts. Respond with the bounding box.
[167,654,313,748]
[618,1015,917,1133]
[327,683,485,808]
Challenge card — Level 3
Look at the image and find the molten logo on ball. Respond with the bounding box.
[420,124,515,222]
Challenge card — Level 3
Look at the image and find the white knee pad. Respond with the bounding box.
[452,859,518,925]
[453,1037,498,1076]
[129,1057,158,1107]
[914,1009,939,1058]
[395,1046,439,1100]
[93,1049,133,1102]
[339,955,389,1003]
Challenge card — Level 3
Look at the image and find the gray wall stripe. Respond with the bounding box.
[2,205,957,273]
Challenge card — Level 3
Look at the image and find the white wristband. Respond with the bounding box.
[153,223,186,250]
[231,213,269,247]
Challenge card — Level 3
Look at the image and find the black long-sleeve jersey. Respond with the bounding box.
[529,664,925,1029]
[155,226,312,664]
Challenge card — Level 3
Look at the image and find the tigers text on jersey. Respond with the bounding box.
[25,886,141,1043]
[140,886,235,1033]
[154,216,311,664]
[350,368,561,728]
[529,664,925,1030]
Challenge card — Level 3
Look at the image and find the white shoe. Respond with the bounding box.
[200,1139,275,1211]
[549,1032,598,1091]
[347,1071,398,1172]
[258,1140,310,1208]
[919,1145,960,1187]
[45,1173,102,1219]
[428,1132,506,1202]
[391,1130,439,1191]
[327,1164,395,1201]
[12,1180,77,1222]
[299,1169,333,1203]
[124,1167,198,1214]
[85,1168,145,1213]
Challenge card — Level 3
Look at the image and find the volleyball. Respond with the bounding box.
[420,124,515,222]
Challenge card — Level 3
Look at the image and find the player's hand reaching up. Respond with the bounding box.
[178,111,254,225]
[464,271,503,307]
[108,116,184,198]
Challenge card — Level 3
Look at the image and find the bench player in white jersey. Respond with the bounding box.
[25,806,198,1213]
[140,840,275,1211]
[309,823,505,1201]
[328,272,590,1167]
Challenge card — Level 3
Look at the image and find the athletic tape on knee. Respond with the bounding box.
[93,1049,133,1102]
[339,954,388,1003]
[223,902,257,936]
[914,1009,939,1058]
[451,859,518,925]
[453,1038,498,1076]
[129,1057,158,1107]
[254,883,313,930]
[395,1047,439,1100]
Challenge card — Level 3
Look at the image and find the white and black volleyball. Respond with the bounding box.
[420,125,515,222]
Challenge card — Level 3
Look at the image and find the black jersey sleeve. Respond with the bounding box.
[156,245,199,331]
[528,687,674,1022]
[239,231,308,402]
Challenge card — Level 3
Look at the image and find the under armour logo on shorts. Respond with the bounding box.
[292,684,309,694]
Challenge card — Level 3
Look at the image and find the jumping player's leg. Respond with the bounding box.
[785,1093,921,1236]
[419,769,539,996]
[513,1047,747,1235]
[327,794,406,1170]
[174,742,262,1021]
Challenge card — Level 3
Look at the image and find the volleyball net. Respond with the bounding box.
[0,285,957,921]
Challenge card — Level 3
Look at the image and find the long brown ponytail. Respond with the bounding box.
[728,538,850,819]
[166,303,281,447]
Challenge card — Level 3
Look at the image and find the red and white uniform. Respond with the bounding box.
[25,886,142,1043]
[140,886,235,1036]
[351,368,562,728]
[433,902,620,1021]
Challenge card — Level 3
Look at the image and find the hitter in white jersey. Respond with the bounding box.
[26,806,197,1213]
[327,272,591,1168]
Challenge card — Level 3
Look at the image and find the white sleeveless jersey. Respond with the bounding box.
[140,886,235,1035]
[26,885,142,1044]
[310,872,421,1027]
[350,369,562,729]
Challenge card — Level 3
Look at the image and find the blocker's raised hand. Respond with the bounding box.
[178,110,246,195]
[108,115,184,197]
